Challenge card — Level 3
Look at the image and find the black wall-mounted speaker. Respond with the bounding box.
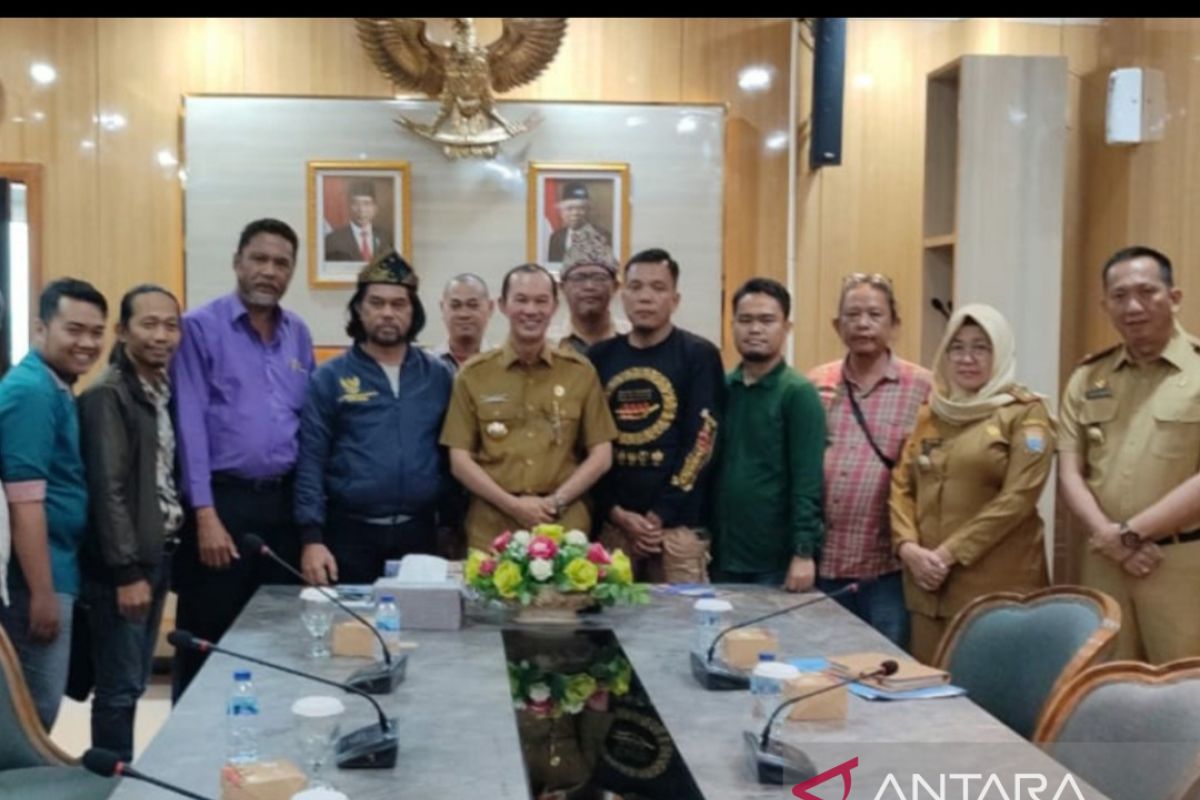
[810,18,847,169]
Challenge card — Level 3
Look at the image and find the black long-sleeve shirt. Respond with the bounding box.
[588,327,725,529]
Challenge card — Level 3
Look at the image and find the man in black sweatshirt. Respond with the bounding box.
[588,248,724,583]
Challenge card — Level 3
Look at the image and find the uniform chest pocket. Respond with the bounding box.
[1151,395,1200,459]
[1077,396,1117,453]
[477,401,523,440]
[541,399,583,445]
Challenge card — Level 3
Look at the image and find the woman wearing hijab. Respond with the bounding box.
[889,304,1054,663]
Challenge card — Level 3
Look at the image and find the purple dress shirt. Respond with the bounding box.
[172,293,314,507]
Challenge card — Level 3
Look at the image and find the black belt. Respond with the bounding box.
[335,510,429,527]
[211,471,292,492]
[1161,530,1200,547]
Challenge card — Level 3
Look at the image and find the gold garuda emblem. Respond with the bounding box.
[355,17,568,159]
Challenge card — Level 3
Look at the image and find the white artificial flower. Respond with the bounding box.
[565,529,589,547]
[513,530,532,546]
[529,683,551,703]
[530,558,554,582]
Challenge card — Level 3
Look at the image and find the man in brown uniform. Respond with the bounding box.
[440,263,617,551]
[1060,246,1200,663]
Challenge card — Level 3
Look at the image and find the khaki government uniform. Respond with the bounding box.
[890,389,1054,664]
[1060,329,1200,662]
[440,341,618,551]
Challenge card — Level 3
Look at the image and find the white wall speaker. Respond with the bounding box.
[1106,67,1167,145]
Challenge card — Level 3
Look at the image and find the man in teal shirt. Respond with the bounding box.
[713,278,825,591]
[0,278,106,728]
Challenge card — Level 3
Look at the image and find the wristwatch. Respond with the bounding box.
[1118,521,1144,550]
[552,491,567,519]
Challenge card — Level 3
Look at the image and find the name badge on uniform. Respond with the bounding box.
[481,393,509,404]
[486,421,509,439]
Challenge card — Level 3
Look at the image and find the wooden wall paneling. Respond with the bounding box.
[96,18,244,314]
[508,18,683,102]
[243,18,392,97]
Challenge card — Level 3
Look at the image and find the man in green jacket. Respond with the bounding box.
[713,278,826,591]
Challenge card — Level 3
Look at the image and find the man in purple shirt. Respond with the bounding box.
[170,218,314,699]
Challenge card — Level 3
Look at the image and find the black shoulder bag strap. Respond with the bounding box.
[843,374,896,471]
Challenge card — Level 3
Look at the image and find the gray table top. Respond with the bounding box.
[111,585,1104,800]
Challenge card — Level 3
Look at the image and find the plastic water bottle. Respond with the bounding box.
[692,598,733,655]
[226,670,260,764]
[749,652,777,716]
[375,594,401,659]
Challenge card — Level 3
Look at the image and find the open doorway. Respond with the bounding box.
[0,163,43,376]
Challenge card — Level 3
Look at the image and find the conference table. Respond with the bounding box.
[109,585,1105,799]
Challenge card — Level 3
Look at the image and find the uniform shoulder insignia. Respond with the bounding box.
[554,347,590,365]
[461,348,502,371]
[1077,343,1119,366]
[1008,385,1039,403]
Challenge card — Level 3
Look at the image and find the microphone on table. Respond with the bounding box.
[691,582,866,691]
[167,630,398,769]
[241,532,407,694]
[82,747,215,800]
[745,659,899,784]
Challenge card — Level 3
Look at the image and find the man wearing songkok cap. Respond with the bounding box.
[294,251,454,584]
[557,231,628,355]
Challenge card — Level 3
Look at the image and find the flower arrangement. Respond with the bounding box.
[508,650,633,718]
[465,523,648,607]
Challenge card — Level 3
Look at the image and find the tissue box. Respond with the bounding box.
[372,580,462,630]
[783,672,847,721]
[720,627,779,671]
[220,759,306,800]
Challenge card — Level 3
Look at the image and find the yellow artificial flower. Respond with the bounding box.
[610,659,632,696]
[493,561,523,598]
[563,674,597,707]
[465,549,487,584]
[564,557,599,591]
[531,523,565,543]
[610,550,634,585]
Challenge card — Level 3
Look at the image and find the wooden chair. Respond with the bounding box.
[0,623,113,797]
[1035,658,1200,800]
[932,586,1121,739]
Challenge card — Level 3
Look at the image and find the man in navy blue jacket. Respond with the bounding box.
[294,252,453,584]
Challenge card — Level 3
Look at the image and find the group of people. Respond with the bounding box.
[0,215,1196,763]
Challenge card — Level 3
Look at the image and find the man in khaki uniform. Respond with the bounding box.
[441,263,617,551]
[1060,246,1200,663]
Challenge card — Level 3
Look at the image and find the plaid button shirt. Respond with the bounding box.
[807,354,931,579]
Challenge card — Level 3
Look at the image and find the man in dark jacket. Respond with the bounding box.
[78,285,183,760]
[294,252,454,584]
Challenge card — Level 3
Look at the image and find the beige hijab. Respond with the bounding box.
[930,303,1018,425]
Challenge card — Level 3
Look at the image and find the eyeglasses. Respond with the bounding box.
[946,343,993,361]
[562,272,615,286]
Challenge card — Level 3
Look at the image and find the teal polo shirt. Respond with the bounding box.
[0,350,89,596]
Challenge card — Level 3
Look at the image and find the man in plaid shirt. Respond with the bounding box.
[807,274,931,647]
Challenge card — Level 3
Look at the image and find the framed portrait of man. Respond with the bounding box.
[307,160,411,287]
[527,162,630,272]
